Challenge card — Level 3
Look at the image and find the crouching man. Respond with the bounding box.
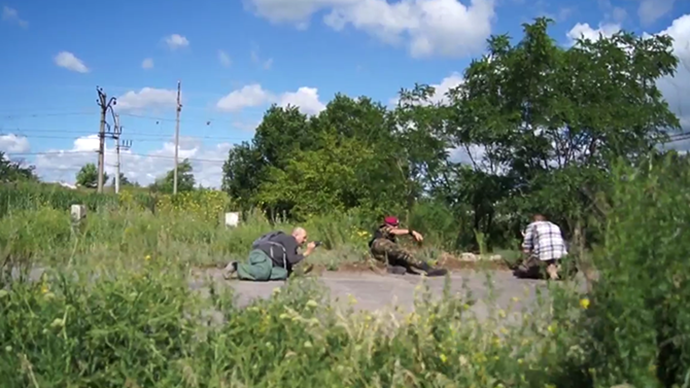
[223,227,316,281]
[516,213,568,280]
[369,216,448,277]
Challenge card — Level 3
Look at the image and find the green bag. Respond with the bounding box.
[237,249,289,281]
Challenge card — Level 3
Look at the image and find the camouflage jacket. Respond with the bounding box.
[368,224,396,247]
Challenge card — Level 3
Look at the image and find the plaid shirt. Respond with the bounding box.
[522,221,568,261]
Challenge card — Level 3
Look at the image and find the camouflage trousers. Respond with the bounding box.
[370,238,426,270]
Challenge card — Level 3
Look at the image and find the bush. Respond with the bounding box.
[556,156,690,387]
[0,260,585,387]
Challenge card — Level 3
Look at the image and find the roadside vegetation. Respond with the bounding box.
[1,18,689,387]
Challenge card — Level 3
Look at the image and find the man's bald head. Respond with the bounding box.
[292,227,308,245]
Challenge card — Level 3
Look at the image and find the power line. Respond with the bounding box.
[0,128,248,142]
[0,109,243,126]
[0,111,94,119]
[4,151,227,163]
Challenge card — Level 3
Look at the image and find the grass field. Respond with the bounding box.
[0,178,688,387]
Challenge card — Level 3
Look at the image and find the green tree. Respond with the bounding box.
[0,152,38,183]
[222,97,419,217]
[445,17,681,241]
[222,105,314,209]
[76,163,108,189]
[255,132,380,219]
[150,159,195,194]
[110,172,133,187]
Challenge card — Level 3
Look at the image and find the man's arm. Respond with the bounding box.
[389,228,413,235]
[521,223,535,253]
[283,239,315,265]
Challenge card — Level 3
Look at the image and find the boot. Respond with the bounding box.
[387,265,407,275]
[418,261,448,277]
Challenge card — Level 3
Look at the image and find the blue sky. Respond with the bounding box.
[0,0,689,187]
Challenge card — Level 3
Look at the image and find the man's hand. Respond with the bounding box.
[305,241,317,255]
[411,231,424,242]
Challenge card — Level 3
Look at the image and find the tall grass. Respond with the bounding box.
[2,155,690,387]
[0,183,481,272]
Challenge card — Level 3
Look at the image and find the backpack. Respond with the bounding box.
[252,231,288,269]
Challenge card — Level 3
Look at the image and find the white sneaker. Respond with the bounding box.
[223,262,238,280]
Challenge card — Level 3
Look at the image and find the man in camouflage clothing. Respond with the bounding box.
[369,216,448,277]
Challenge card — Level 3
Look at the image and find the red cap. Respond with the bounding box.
[384,216,399,226]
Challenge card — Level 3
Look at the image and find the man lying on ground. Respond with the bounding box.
[224,227,316,281]
[516,213,568,280]
[369,216,448,277]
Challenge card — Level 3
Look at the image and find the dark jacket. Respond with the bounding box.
[254,231,304,268]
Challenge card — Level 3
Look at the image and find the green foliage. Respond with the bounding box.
[76,163,108,189]
[0,258,584,387]
[110,172,133,187]
[150,159,195,194]
[219,18,681,253]
[0,152,38,183]
[561,155,690,387]
[0,182,155,219]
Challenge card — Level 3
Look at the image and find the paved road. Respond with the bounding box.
[15,266,587,322]
[189,269,587,321]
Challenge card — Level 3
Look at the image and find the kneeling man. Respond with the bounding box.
[224,227,316,281]
[517,213,568,280]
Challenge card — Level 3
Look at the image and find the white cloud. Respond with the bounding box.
[116,87,178,112]
[216,84,272,112]
[246,0,495,58]
[0,134,30,153]
[218,50,232,67]
[656,14,690,135]
[216,84,326,115]
[389,72,464,106]
[449,144,485,165]
[277,87,326,115]
[54,51,89,73]
[164,34,189,50]
[141,58,154,69]
[2,5,28,28]
[566,22,621,43]
[32,136,232,188]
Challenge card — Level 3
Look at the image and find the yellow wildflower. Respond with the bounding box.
[145,254,151,261]
[440,353,448,363]
[579,298,590,309]
[40,284,49,294]
[547,323,557,333]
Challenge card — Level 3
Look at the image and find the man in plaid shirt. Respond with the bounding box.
[518,214,568,280]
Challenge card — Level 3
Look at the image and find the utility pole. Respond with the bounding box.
[116,138,132,194]
[96,86,116,194]
[173,80,182,195]
[110,113,131,194]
